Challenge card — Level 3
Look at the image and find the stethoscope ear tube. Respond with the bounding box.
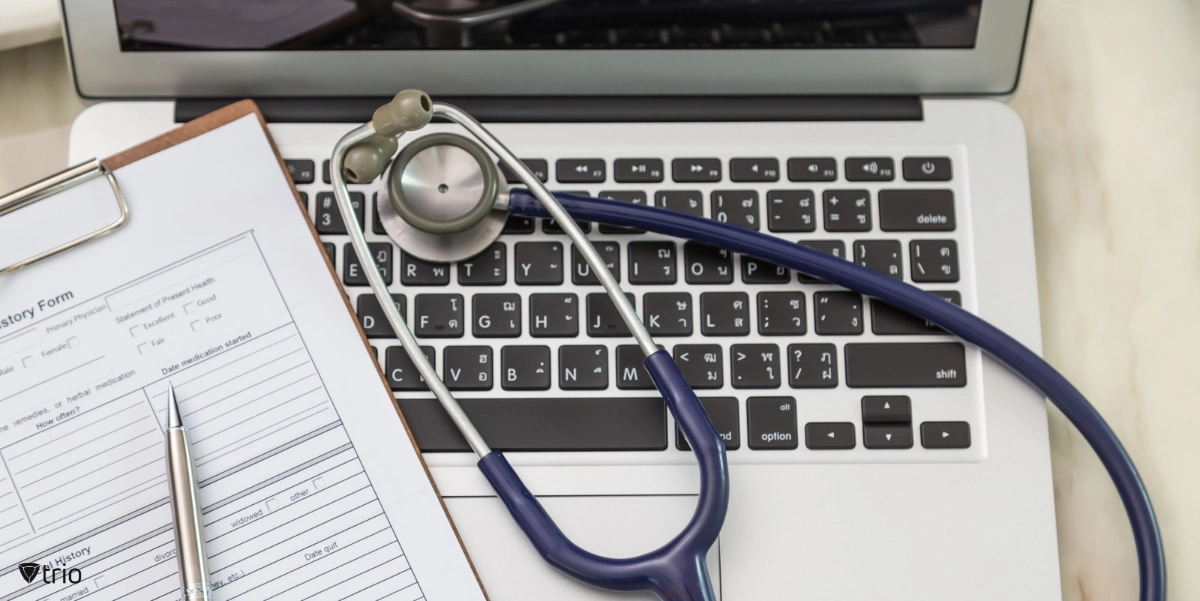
[507,189,1168,601]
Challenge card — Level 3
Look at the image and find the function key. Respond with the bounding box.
[557,159,606,183]
[672,158,722,183]
[284,159,315,184]
[499,159,550,184]
[902,157,952,182]
[614,158,665,183]
[805,422,856,450]
[879,190,956,232]
[729,158,780,183]
[823,190,871,232]
[787,157,837,182]
[845,157,895,182]
[921,422,971,449]
[748,397,799,450]
[503,215,536,235]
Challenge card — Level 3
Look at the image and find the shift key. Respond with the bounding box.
[845,343,966,387]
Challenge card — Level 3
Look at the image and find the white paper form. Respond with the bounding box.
[0,115,486,601]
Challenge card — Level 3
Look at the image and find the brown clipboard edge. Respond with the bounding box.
[103,100,492,600]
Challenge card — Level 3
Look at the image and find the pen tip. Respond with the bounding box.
[167,383,182,428]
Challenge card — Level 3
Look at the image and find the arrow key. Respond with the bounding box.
[863,424,913,449]
[921,421,971,449]
[804,422,856,450]
[861,395,912,423]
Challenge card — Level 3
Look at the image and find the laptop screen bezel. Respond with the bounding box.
[61,0,1032,99]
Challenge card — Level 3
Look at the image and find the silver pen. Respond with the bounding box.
[165,383,213,601]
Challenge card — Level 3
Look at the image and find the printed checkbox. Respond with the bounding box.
[266,498,279,512]
[129,325,143,337]
[138,343,151,355]
[94,576,107,589]
[191,320,204,332]
[184,303,197,314]
[312,477,324,491]
[67,337,80,349]
[21,356,33,368]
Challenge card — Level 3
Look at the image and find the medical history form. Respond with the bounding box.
[0,106,487,601]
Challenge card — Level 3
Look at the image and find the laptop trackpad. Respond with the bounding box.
[444,496,720,600]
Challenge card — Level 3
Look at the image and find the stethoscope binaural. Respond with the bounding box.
[331,90,1167,601]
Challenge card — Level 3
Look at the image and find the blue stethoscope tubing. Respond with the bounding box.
[505,189,1168,601]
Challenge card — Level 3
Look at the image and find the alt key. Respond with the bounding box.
[747,396,798,449]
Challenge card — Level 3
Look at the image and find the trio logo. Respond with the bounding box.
[16,562,82,585]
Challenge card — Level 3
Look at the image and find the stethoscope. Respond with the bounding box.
[331,91,1167,601]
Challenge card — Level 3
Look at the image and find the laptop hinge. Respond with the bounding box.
[175,96,922,123]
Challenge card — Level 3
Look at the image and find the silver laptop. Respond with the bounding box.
[62,1,1062,599]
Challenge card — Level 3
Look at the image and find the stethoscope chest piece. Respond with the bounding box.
[377,132,507,263]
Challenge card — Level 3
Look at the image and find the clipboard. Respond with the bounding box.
[0,101,489,600]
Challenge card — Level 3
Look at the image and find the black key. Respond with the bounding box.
[767,190,816,233]
[371,193,387,235]
[805,422,856,450]
[629,242,677,285]
[787,343,837,388]
[299,191,310,213]
[731,344,781,389]
[823,190,871,232]
[684,243,733,284]
[598,190,649,234]
[748,397,798,450]
[796,240,847,284]
[657,191,704,217]
[902,157,952,182]
[880,190,956,232]
[700,292,750,336]
[854,240,903,280]
[559,345,608,390]
[529,293,578,337]
[787,157,837,182]
[458,242,506,285]
[322,159,331,184]
[557,159,606,183]
[741,257,789,284]
[729,158,780,182]
[322,242,335,264]
[845,157,895,181]
[444,346,493,391]
[544,217,592,234]
[672,158,721,183]
[921,422,971,449]
[473,294,521,338]
[676,397,740,451]
[614,158,664,183]
[343,242,393,286]
[385,345,434,391]
[400,252,450,286]
[397,397,667,452]
[673,344,723,389]
[414,294,464,338]
[863,424,913,449]
[616,345,654,390]
[788,343,837,388]
[514,241,564,285]
[862,396,912,423]
[501,345,551,390]
[758,292,806,336]
[285,159,315,184]
[587,292,635,337]
[910,240,959,283]
[711,190,760,231]
[845,342,967,387]
[644,292,693,336]
[503,214,536,234]
[814,291,863,335]
[499,159,549,184]
[871,291,961,335]
[315,192,365,235]
[572,241,621,285]
[356,294,406,338]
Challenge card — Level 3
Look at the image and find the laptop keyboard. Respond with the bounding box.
[283,139,983,463]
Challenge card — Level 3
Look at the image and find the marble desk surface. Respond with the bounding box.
[0,1,1196,598]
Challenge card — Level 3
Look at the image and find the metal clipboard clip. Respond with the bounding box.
[0,159,129,277]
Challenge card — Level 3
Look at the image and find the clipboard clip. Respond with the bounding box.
[0,159,129,276]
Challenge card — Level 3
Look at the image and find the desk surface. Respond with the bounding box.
[0,1,1196,597]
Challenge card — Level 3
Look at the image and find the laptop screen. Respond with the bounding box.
[112,0,983,52]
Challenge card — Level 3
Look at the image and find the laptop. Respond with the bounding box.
[61,1,1062,599]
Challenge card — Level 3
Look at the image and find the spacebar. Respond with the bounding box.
[397,397,668,452]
